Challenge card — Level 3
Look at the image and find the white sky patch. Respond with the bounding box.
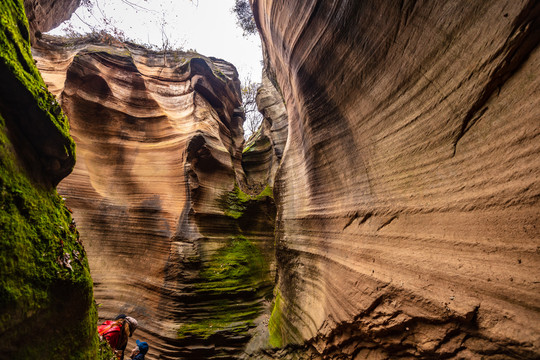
[47,0,263,83]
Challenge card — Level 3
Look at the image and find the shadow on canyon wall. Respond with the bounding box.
[0,0,539,359]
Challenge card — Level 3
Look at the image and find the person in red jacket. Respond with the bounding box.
[98,315,138,360]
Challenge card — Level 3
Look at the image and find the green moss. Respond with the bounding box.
[0,111,97,358]
[255,184,274,200]
[0,0,75,159]
[98,339,115,360]
[242,142,254,153]
[219,184,273,219]
[177,310,257,340]
[213,67,227,81]
[268,290,283,348]
[196,235,265,293]
[180,184,276,344]
[177,235,268,340]
[242,135,271,154]
[242,124,267,152]
[0,1,96,357]
[267,289,302,349]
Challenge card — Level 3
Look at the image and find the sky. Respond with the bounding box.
[48,0,263,83]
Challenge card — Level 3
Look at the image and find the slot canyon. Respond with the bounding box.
[1,0,539,359]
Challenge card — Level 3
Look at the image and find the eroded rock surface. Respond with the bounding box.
[252,0,540,358]
[34,36,276,359]
[242,69,288,192]
[23,0,80,42]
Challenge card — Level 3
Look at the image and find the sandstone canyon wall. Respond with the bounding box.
[34,36,276,359]
[15,0,540,358]
[0,1,98,359]
[23,0,80,43]
[251,0,540,358]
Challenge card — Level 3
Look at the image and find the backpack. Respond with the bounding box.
[98,320,124,349]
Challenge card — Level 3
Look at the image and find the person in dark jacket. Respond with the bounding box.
[129,340,149,360]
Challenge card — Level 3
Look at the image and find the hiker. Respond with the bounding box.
[98,315,139,360]
[129,340,149,360]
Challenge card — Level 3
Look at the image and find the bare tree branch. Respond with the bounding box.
[74,12,95,31]
[242,78,263,139]
[120,0,155,13]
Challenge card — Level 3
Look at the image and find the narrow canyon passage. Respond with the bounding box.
[0,0,539,359]
[33,36,279,359]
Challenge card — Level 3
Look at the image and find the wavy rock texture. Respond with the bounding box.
[252,0,540,358]
[242,69,288,192]
[0,1,97,359]
[34,37,276,359]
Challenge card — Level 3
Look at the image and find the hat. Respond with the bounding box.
[136,339,149,354]
[125,316,138,336]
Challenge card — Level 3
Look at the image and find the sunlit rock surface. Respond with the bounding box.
[34,36,276,359]
[252,0,540,358]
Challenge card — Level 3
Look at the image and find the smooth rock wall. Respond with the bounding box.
[252,0,540,358]
[34,37,276,359]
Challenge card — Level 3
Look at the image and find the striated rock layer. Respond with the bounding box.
[252,0,540,358]
[34,36,276,359]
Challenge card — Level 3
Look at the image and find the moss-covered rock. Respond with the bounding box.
[98,339,116,360]
[196,235,266,294]
[0,1,98,358]
[268,290,283,348]
[219,184,274,219]
[173,179,276,357]
[177,235,268,340]
[0,0,75,187]
[0,112,97,359]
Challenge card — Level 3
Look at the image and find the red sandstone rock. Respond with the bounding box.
[252,0,540,358]
[34,36,276,359]
[23,0,80,42]
[30,0,540,357]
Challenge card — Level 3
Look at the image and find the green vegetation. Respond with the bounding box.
[0,111,96,358]
[176,309,258,340]
[177,235,268,340]
[221,185,252,219]
[0,0,75,159]
[177,184,276,342]
[232,0,258,36]
[213,67,227,82]
[219,184,273,219]
[268,290,283,348]
[255,184,273,199]
[243,135,270,153]
[0,0,97,358]
[268,289,302,349]
[98,339,115,360]
[196,235,265,294]
[242,141,255,153]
